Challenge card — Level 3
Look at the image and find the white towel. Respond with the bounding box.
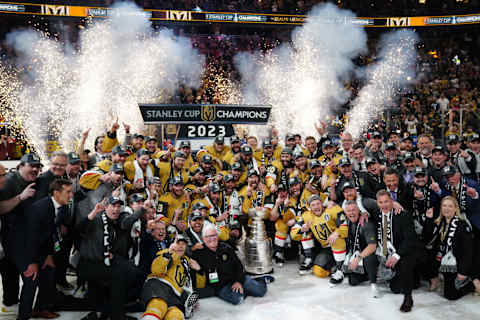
[133,160,153,188]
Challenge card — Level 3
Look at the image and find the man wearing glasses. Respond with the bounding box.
[34,151,68,200]
[192,224,272,305]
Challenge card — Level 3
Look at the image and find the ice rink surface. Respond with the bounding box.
[2,262,480,320]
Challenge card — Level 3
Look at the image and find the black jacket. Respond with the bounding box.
[77,208,146,262]
[20,197,59,270]
[424,218,474,276]
[192,242,245,290]
[361,172,385,199]
[374,210,423,258]
[138,231,170,276]
[0,171,37,260]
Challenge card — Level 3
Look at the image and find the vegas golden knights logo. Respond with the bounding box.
[201,105,216,122]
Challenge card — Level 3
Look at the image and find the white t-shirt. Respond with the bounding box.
[436,97,449,112]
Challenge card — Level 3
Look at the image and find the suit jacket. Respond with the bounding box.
[34,170,59,201]
[386,183,413,213]
[20,197,58,271]
[375,210,423,258]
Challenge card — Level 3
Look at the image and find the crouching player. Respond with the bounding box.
[141,235,201,320]
[290,195,348,285]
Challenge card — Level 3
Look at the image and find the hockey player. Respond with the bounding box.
[141,235,200,320]
[291,195,347,284]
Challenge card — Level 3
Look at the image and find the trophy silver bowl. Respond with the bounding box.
[244,208,273,275]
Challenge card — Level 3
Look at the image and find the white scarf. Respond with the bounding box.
[133,160,153,187]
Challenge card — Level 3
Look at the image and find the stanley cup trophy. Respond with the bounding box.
[245,208,273,275]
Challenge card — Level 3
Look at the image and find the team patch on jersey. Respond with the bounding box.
[323,213,329,221]
[222,253,229,261]
[267,166,276,173]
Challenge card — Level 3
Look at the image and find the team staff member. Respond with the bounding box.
[77,197,148,320]
[424,196,480,299]
[34,151,68,200]
[18,179,73,320]
[0,154,39,312]
[192,224,269,305]
[343,201,379,298]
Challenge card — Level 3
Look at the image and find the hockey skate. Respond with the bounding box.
[329,269,344,286]
[298,257,313,275]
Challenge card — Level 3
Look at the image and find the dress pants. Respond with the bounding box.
[0,254,20,306]
[18,265,56,320]
[78,257,138,320]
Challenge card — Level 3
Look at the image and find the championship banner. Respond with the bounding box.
[1,2,480,27]
[139,104,271,125]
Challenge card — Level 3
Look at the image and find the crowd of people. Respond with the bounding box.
[1,110,480,320]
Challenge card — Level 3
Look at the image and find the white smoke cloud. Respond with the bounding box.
[2,2,204,159]
[346,30,418,139]
[234,3,367,140]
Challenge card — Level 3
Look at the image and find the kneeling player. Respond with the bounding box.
[141,236,201,320]
[290,195,347,285]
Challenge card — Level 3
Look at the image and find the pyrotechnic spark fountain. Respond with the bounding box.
[0,2,204,159]
[345,30,418,139]
[234,3,367,139]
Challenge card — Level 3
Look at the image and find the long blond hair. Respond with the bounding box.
[435,196,462,225]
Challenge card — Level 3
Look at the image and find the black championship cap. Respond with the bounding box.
[112,145,128,156]
[67,152,81,164]
[341,181,356,192]
[247,169,259,177]
[21,153,41,165]
[109,163,124,173]
[215,135,225,145]
[241,145,253,155]
[338,157,352,167]
[413,167,426,176]
[107,196,124,206]
[442,165,458,176]
[201,154,213,163]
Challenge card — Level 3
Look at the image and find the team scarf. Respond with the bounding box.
[376,211,394,257]
[101,212,114,266]
[412,184,432,235]
[261,154,275,167]
[344,221,364,274]
[347,221,362,254]
[427,217,460,273]
[444,178,468,214]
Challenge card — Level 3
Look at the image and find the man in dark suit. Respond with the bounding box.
[375,190,424,313]
[383,168,413,213]
[18,179,73,320]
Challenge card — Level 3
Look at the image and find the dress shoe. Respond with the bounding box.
[400,294,413,313]
[81,312,98,320]
[31,310,60,318]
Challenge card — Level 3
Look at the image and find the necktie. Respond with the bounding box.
[390,191,397,202]
[382,215,388,257]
